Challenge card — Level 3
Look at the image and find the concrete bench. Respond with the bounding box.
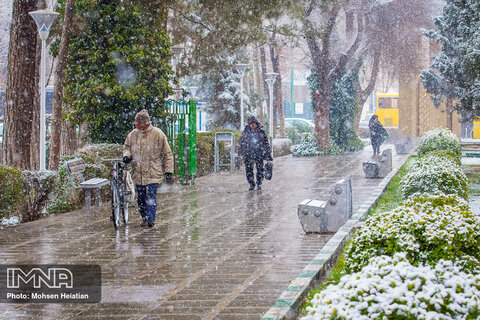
[65,158,109,212]
[394,137,413,155]
[298,178,353,233]
[363,149,392,179]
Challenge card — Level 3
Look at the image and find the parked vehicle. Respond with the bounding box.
[284,118,315,129]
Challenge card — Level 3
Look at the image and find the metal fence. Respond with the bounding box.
[152,98,197,185]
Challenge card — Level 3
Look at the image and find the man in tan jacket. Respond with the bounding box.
[123,109,174,228]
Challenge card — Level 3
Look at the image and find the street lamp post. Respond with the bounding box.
[235,64,248,130]
[29,9,59,171]
[265,72,278,159]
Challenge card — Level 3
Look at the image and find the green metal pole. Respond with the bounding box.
[178,110,185,185]
[290,67,294,117]
[188,99,197,184]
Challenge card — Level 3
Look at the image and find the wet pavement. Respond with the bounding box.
[0,144,407,319]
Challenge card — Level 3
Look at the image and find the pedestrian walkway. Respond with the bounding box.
[0,144,408,319]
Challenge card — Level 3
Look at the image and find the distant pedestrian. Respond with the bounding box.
[238,115,273,190]
[369,114,388,156]
[123,109,174,228]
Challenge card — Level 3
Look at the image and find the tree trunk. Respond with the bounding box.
[259,45,270,131]
[354,50,381,134]
[314,89,332,151]
[252,44,265,125]
[269,40,285,138]
[49,0,75,170]
[446,98,453,131]
[2,0,39,170]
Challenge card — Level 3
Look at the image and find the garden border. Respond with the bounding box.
[260,153,412,320]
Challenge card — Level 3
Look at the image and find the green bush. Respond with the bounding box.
[401,152,468,199]
[0,166,24,219]
[195,129,241,175]
[286,123,313,145]
[303,253,480,320]
[344,193,480,274]
[417,127,462,160]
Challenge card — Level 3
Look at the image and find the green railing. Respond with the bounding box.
[156,99,197,185]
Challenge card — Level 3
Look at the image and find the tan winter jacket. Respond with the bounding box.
[123,125,174,186]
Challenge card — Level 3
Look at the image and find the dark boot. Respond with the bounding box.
[249,182,255,191]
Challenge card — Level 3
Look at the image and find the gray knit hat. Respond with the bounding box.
[135,109,150,124]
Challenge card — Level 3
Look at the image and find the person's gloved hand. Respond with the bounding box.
[123,156,132,164]
[165,173,174,183]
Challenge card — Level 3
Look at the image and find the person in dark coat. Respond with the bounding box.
[238,116,272,190]
[369,114,388,156]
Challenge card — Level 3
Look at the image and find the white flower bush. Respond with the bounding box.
[302,253,480,320]
[344,193,480,274]
[417,128,462,160]
[401,152,468,199]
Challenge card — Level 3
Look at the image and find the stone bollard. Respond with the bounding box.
[394,137,413,155]
[298,178,353,233]
[363,149,392,179]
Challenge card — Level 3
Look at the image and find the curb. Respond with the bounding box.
[260,154,411,320]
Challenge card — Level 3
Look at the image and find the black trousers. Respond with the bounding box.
[244,157,264,186]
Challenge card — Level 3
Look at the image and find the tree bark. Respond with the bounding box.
[354,49,381,134]
[269,38,285,138]
[2,0,39,170]
[259,45,270,131]
[252,44,265,125]
[49,0,75,170]
[446,98,453,131]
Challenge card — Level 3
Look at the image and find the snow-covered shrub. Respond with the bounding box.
[291,135,342,156]
[401,151,468,199]
[292,134,323,156]
[273,137,292,157]
[303,253,480,320]
[344,193,480,273]
[417,128,461,160]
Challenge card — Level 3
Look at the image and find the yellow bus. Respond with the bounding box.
[474,119,480,138]
[374,93,399,127]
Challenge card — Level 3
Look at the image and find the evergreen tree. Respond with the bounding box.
[421,0,480,118]
[205,68,251,130]
[62,0,174,143]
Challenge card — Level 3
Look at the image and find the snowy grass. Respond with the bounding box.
[369,158,412,216]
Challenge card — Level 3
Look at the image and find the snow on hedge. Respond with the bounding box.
[401,151,468,199]
[344,193,480,274]
[417,128,461,160]
[302,253,480,320]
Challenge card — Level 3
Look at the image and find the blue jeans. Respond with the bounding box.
[136,184,158,222]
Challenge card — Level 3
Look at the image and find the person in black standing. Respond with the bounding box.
[368,114,388,156]
[238,116,272,190]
